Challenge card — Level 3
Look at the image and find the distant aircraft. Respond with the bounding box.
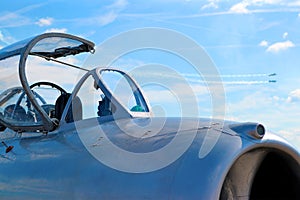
[268,73,277,76]
[0,33,299,199]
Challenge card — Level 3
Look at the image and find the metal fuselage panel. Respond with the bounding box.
[0,117,245,199]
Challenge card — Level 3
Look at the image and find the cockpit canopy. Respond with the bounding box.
[0,33,95,132]
[0,33,151,133]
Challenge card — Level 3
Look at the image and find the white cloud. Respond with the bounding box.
[0,55,80,91]
[225,89,300,139]
[287,0,300,6]
[272,95,281,101]
[99,0,128,25]
[277,129,300,151]
[282,32,288,39]
[0,31,15,44]
[266,40,295,53]
[26,56,85,92]
[44,28,67,33]
[251,0,283,5]
[0,12,31,28]
[107,0,128,10]
[71,0,128,27]
[229,2,250,14]
[0,4,45,28]
[229,0,288,14]
[259,40,268,47]
[287,89,300,103]
[201,0,219,10]
[0,4,47,29]
[35,17,53,27]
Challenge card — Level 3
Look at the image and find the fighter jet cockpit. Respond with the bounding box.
[0,33,95,132]
[0,33,151,133]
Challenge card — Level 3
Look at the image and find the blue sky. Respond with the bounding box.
[0,0,300,148]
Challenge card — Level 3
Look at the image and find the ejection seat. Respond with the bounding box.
[54,93,82,123]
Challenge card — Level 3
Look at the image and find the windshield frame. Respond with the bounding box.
[59,67,152,126]
[96,68,152,118]
[0,33,95,132]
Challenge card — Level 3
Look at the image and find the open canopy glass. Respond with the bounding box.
[0,33,95,132]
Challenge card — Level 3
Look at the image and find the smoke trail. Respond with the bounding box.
[183,73,276,78]
[183,72,277,85]
[186,78,271,85]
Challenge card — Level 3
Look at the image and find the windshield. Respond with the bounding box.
[0,37,34,60]
[0,56,21,93]
[30,37,93,59]
[0,88,44,128]
[100,69,149,113]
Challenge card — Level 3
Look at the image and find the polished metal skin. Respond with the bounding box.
[0,33,299,199]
